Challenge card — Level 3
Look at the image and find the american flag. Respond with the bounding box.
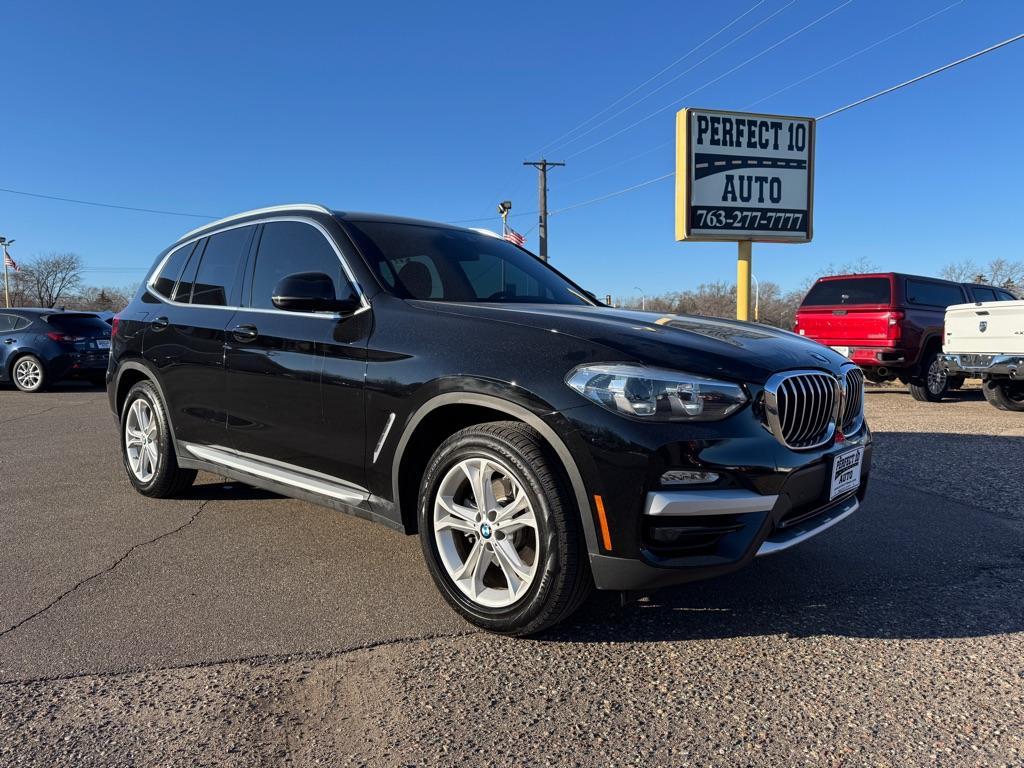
[3,251,17,272]
[503,228,525,247]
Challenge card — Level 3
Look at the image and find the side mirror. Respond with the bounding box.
[271,272,361,314]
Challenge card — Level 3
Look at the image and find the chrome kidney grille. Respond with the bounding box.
[839,366,865,433]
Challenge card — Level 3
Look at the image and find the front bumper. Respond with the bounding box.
[941,353,1024,378]
[554,397,873,592]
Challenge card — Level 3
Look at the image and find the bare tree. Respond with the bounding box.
[616,280,805,330]
[941,257,1024,289]
[20,253,84,307]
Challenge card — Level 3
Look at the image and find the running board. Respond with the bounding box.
[182,443,369,505]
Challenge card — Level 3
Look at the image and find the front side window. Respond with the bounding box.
[250,221,345,309]
[151,241,196,299]
[906,279,965,307]
[190,226,255,306]
[345,220,593,305]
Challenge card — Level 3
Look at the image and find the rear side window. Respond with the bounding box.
[46,315,111,336]
[190,226,255,306]
[970,286,998,302]
[250,221,345,309]
[801,278,891,306]
[906,279,965,307]
[151,241,196,299]
[997,290,1017,301]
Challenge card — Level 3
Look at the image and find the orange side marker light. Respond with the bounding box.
[593,494,613,551]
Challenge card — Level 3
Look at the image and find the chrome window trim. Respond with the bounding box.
[146,215,370,317]
[177,203,332,242]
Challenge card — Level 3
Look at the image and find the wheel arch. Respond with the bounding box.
[391,393,599,555]
[112,361,180,446]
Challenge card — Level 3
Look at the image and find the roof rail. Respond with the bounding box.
[176,203,333,241]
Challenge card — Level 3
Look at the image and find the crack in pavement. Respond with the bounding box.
[0,500,211,643]
[0,404,62,427]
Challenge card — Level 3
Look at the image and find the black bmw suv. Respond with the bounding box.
[108,204,872,635]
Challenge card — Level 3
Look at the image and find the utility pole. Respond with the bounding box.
[523,159,564,261]
[0,237,14,309]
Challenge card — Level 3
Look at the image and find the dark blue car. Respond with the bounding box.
[0,309,112,392]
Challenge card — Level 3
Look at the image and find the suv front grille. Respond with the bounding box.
[763,371,840,450]
[839,366,864,432]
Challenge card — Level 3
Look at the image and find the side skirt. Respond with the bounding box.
[177,443,404,533]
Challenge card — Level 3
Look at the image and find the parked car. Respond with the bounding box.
[108,204,872,635]
[942,298,1024,411]
[794,272,1015,402]
[0,308,112,392]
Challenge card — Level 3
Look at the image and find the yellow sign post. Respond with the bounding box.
[675,108,815,321]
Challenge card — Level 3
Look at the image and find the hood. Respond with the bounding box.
[413,302,849,384]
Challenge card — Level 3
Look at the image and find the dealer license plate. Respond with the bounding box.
[830,447,863,500]
[830,345,850,357]
[96,339,111,350]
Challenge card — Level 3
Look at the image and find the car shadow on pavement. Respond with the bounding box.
[178,481,283,503]
[543,447,1024,644]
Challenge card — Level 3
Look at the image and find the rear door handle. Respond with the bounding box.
[151,316,169,331]
[232,324,258,343]
[2,338,14,344]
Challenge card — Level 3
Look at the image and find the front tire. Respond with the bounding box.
[418,421,591,636]
[120,381,197,497]
[908,352,948,402]
[12,355,46,392]
[982,379,1024,411]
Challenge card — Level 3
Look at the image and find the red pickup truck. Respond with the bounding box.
[794,272,1016,401]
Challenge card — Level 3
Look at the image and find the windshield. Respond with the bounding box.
[344,220,594,305]
[802,277,891,306]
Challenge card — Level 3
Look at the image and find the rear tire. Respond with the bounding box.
[120,380,197,497]
[908,352,948,402]
[982,379,1024,411]
[12,355,46,392]
[418,421,592,636]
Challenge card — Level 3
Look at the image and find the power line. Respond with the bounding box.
[549,32,1024,217]
[547,1,796,157]
[817,31,1024,120]
[564,0,855,160]
[743,0,964,110]
[0,187,218,219]
[533,0,768,156]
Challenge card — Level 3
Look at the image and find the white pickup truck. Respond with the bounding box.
[942,299,1024,411]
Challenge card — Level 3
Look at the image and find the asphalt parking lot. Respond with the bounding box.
[1,383,1022,767]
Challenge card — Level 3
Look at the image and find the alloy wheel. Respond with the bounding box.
[927,358,947,396]
[13,358,42,390]
[125,399,159,483]
[433,456,540,608]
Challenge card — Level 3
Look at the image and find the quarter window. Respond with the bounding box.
[970,287,997,302]
[0,314,18,332]
[190,227,255,306]
[151,241,196,299]
[250,221,346,309]
[905,279,965,307]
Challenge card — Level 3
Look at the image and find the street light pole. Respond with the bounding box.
[634,286,646,311]
[0,237,14,309]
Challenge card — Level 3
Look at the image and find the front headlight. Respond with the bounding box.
[565,364,748,422]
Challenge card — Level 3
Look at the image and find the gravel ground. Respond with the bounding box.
[1,384,1022,767]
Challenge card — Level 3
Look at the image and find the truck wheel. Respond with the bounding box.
[982,380,1024,411]
[418,421,592,636]
[120,381,197,497]
[908,352,948,402]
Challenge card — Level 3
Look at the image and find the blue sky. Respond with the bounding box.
[3,0,1022,297]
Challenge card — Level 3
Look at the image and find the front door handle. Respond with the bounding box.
[232,324,259,343]
[2,338,14,344]
[151,316,169,331]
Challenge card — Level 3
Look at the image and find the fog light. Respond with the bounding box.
[660,470,719,486]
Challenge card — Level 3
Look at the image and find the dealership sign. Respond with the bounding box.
[675,108,815,242]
